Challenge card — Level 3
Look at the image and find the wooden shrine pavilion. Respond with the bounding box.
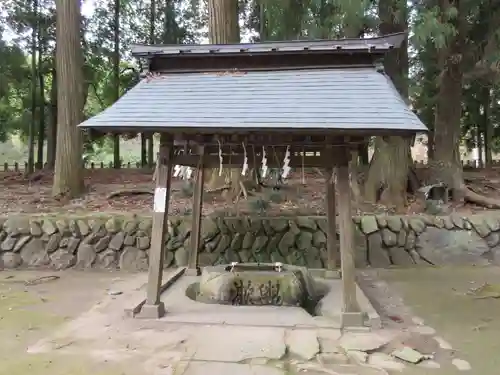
[79,33,427,326]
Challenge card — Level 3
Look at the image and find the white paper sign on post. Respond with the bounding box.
[153,187,167,213]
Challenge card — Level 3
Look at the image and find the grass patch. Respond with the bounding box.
[0,288,127,375]
[1,354,128,375]
[0,290,65,331]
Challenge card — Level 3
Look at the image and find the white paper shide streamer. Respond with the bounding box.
[173,145,192,180]
[282,146,291,179]
[185,167,193,180]
[173,164,182,178]
[261,146,268,178]
[241,142,248,176]
[173,165,193,180]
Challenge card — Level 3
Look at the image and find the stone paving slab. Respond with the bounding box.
[180,362,285,375]
[286,328,320,360]
[189,325,287,362]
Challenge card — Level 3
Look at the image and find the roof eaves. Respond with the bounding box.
[131,33,406,58]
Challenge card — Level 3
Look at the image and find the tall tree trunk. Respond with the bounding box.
[36,7,45,170]
[163,0,176,43]
[363,0,411,212]
[147,135,154,168]
[426,0,500,207]
[146,0,156,168]
[139,0,151,168]
[140,134,147,166]
[343,25,364,204]
[47,62,57,169]
[429,44,464,196]
[427,130,435,161]
[359,144,369,165]
[483,87,492,167]
[28,0,38,175]
[112,0,121,169]
[429,0,465,196]
[52,0,85,197]
[419,42,438,163]
[421,100,435,161]
[258,1,267,41]
[207,0,239,43]
[206,0,243,200]
[477,124,483,168]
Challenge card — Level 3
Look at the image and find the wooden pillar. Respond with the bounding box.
[139,133,174,319]
[336,146,363,327]
[187,145,205,275]
[324,145,338,273]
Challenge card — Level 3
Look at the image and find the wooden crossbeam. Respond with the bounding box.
[172,154,339,169]
[171,133,368,147]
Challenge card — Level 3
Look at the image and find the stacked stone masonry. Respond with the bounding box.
[0,213,499,271]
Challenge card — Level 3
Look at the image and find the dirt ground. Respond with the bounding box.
[2,166,500,216]
[0,270,134,375]
[360,266,500,375]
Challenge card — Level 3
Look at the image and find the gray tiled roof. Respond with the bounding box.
[131,33,405,57]
[78,68,427,134]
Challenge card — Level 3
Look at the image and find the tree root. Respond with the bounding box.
[313,167,324,177]
[464,177,498,190]
[24,275,60,286]
[106,188,153,200]
[463,187,500,208]
[205,185,231,193]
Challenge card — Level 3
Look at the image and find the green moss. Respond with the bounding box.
[0,289,126,375]
[0,290,65,331]
[0,354,127,375]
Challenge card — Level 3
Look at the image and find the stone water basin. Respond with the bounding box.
[186,263,329,311]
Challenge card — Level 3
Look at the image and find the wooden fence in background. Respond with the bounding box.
[1,161,150,172]
[1,159,498,172]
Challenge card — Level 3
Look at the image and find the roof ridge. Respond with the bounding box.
[131,34,406,58]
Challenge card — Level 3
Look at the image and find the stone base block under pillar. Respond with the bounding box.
[136,302,166,319]
[323,269,341,279]
[185,267,201,276]
[341,311,366,328]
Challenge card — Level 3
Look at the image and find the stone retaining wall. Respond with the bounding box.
[0,213,499,271]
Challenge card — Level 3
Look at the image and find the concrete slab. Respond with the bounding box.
[339,330,399,352]
[316,279,381,329]
[136,302,166,318]
[181,362,285,375]
[285,328,320,360]
[368,352,406,371]
[317,328,342,353]
[418,359,441,369]
[452,358,472,371]
[158,275,338,328]
[189,325,286,362]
